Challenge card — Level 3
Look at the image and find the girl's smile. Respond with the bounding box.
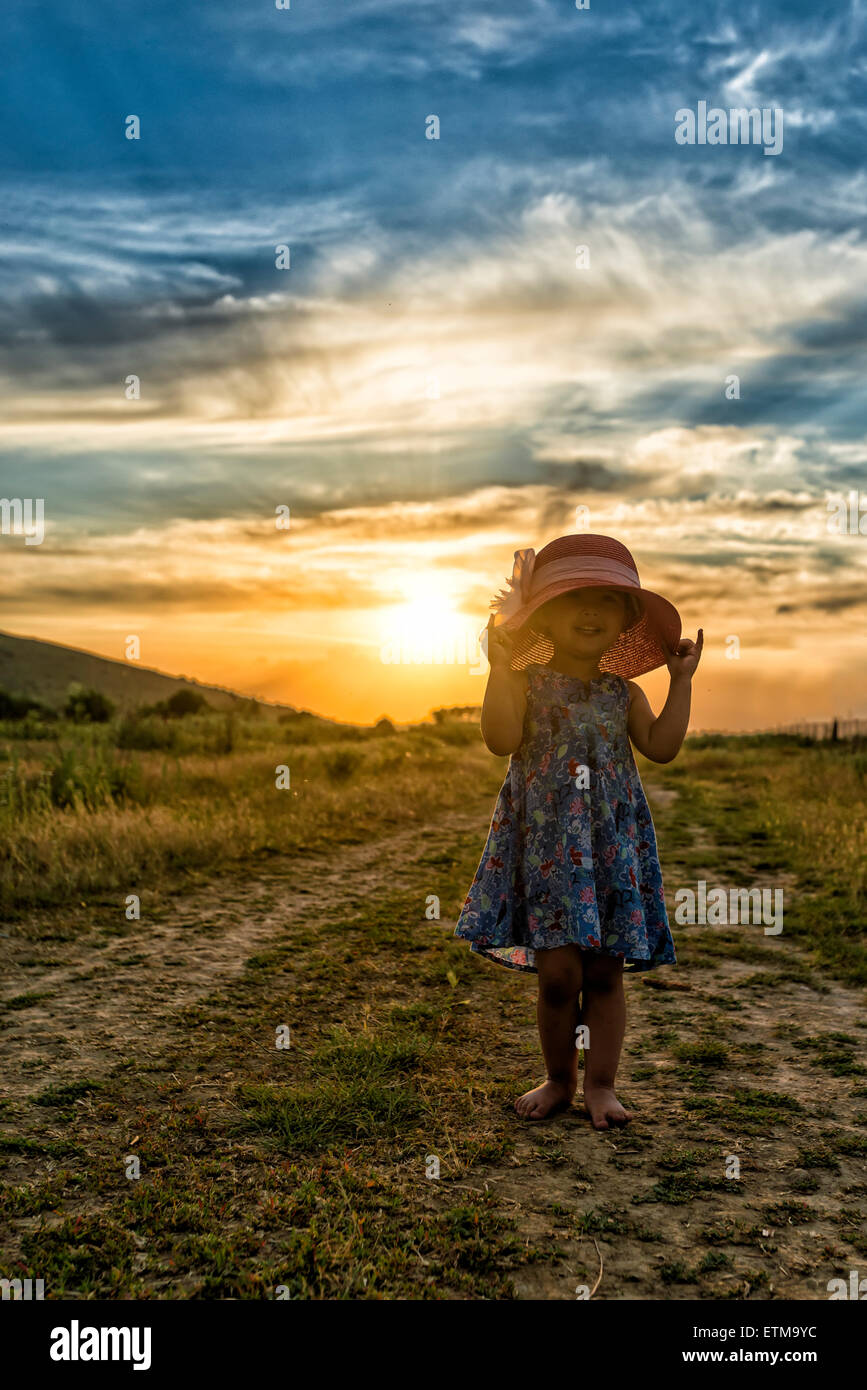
[541,589,632,659]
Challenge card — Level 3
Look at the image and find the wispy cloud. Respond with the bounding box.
[1,0,865,722]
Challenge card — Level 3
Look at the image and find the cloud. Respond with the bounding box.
[3,0,867,721]
[777,592,866,614]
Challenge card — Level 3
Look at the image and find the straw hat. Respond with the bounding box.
[486,534,681,678]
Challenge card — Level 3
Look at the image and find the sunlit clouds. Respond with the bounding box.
[1,2,865,724]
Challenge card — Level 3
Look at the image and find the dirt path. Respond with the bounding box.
[0,812,485,1103]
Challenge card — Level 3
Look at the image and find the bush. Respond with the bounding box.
[17,710,59,738]
[165,689,208,717]
[323,749,362,782]
[116,714,178,751]
[46,746,145,810]
[0,687,54,721]
[0,746,147,816]
[432,705,480,724]
[233,697,261,719]
[277,712,366,745]
[64,685,115,724]
[140,689,210,719]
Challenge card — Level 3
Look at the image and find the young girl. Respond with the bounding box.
[454,534,703,1130]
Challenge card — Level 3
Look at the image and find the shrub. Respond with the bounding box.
[116,714,178,751]
[165,689,208,717]
[140,689,210,719]
[0,687,53,721]
[432,705,480,724]
[323,749,362,782]
[63,685,114,724]
[0,746,147,817]
[45,746,145,810]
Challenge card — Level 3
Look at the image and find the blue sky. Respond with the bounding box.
[0,0,865,724]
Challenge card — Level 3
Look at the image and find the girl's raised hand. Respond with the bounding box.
[485,615,516,672]
[666,628,703,679]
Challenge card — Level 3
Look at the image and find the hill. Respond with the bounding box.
[0,629,301,718]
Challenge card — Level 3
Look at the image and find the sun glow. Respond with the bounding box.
[387,577,460,643]
[377,574,483,670]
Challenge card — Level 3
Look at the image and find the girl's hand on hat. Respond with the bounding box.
[666,628,703,680]
[486,615,516,672]
[481,617,527,753]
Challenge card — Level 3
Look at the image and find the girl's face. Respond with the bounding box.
[535,587,634,658]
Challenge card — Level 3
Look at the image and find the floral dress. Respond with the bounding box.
[454,666,676,973]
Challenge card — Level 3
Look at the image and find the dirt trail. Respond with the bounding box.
[0,812,483,1102]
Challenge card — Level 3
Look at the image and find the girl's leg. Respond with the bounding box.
[515,945,582,1120]
[579,953,633,1130]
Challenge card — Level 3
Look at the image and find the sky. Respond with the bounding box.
[1,0,866,727]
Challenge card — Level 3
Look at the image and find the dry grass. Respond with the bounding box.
[0,722,500,914]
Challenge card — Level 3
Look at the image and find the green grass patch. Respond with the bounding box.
[33,1079,102,1107]
[682,1087,802,1134]
[233,1078,427,1153]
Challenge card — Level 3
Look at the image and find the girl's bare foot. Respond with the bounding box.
[515,1078,575,1120]
[583,1085,633,1130]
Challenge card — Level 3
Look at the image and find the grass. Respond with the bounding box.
[802,1034,866,1077]
[671,1042,729,1068]
[652,739,867,986]
[33,1080,102,1107]
[682,1087,803,1135]
[2,992,54,1011]
[1,721,866,1298]
[0,718,502,913]
[235,1078,426,1152]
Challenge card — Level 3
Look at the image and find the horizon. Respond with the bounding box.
[2,624,864,735]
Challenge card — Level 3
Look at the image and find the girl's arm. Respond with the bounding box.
[626,629,704,764]
[480,618,528,755]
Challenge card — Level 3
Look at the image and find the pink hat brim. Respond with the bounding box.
[496,579,682,679]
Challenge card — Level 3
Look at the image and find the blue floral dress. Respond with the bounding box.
[454,666,676,973]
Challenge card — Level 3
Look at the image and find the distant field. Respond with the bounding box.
[1,712,866,1299]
